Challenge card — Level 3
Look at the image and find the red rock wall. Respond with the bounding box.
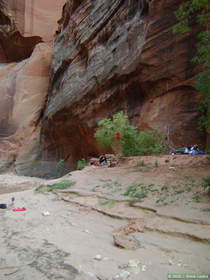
[0,1,64,176]
[0,0,66,63]
[24,0,66,43]
[0,8,42,62]
[41,0,206,170]
[0,0,207,176]
[6,0,66,43]
[0,44,52,173]
[6,0,25,33]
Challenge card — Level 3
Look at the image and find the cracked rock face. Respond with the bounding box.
[41,0,206,170]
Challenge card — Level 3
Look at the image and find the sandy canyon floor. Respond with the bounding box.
[0,155,210,280]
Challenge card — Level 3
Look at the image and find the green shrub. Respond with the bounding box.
[137,130,165,155]
[124,183,156,199]
[77,158,86,170]
[35,180,76,192]
[95,111,139,155]
[205,146,210,153]
[95,112,166,156]
[202,176,210,189]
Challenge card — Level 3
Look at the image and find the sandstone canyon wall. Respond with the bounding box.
[0,43,52,172]
[0,2,53,175]
[41,0,206,172]
[7,0,66,43]
[0,0,208,177]
[0,3,42,63]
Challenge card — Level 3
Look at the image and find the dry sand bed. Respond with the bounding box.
[0,155,209,280]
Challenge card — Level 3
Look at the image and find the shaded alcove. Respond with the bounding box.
[126,81,145,123]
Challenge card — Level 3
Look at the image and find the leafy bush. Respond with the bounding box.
[124,183,156,199]
[202,176,210,189]
[137,130,165,155]
[94,111,138,154]
[77,158,86,170]
[95,112,166,156]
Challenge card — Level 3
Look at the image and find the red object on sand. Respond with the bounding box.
[12,207,27,212]
[115,132,121,141]
[94,162,102,166]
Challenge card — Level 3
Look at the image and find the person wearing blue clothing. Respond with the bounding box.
[189,145,206,155]
[171,144,208,155]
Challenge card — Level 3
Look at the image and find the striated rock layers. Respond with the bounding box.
[42,0,206,170]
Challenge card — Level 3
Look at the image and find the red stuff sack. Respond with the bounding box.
[12,207,27,212]
[115,132,121,141]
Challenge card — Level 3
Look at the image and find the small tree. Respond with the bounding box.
[95,112,166,156]
[77,158,86,170]
[137,130,166,156]
[95,112,139,156]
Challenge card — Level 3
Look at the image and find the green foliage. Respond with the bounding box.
[55,159,64,178]
[95,111,140,156]
[137,160,145,167]
[99,199,116,207]
[161,185,169,192]
[173,0,210,133]
[172,0,209,34]
[193,31,210,64]
[137,130,165,155]
[156,196,168,205]
[196,72,210,132]
[202,176,210,189]
[120,125,141,156]
[77,158,86,170]
[95,112,166,156]
[35,180,76,192]
[49,180,76,190]
[92,180,122,193]
[124,183,156,200]
[192,193,202,202]
[175,190,185,194]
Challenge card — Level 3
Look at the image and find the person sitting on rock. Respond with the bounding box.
[99,154,107,165]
